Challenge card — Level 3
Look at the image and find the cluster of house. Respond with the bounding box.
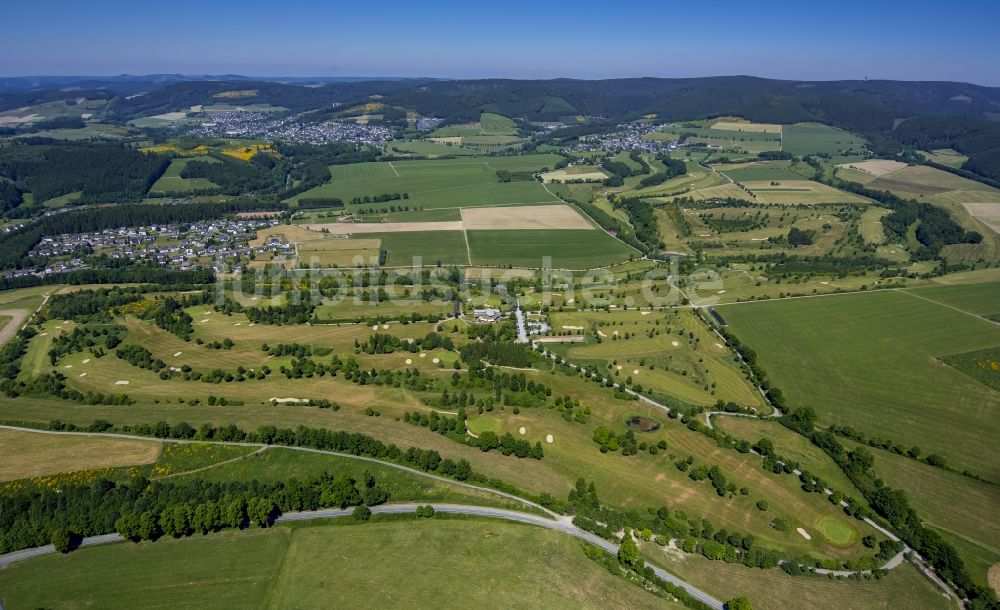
[568,121,679,154]
[185,111,394,146]
[11,219,290,278]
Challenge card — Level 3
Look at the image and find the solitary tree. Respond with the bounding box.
[51,528,74,554]
[618,532,639,566]
[726,596,753,610]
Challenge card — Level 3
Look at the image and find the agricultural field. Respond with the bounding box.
[0,427,161,481]
[541,165,609,183]
[781,123,867,156]
[287,156,562,210]
[662,552,955,610]
[466,229,636,268]
[719,284,1000,478]
[740,180,870,205]
[716,161,805,182]
[148,156,220,194]
[919,148,970,168]
[0,520,686,610]
[838,437,1000,589]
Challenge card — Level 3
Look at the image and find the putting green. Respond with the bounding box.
[815,516,856,545]
[466,415,502,436]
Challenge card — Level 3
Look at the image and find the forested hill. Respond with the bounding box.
[3,75,999,179]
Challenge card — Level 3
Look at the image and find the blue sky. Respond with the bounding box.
[2,0,998,84]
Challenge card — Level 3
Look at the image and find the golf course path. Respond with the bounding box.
[0,503,725,610]
[0,309,29,347]
[0,424,558,519]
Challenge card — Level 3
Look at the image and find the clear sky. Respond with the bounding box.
[2,0,998,85]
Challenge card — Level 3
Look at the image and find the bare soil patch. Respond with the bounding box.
[711,121,782,133]
[961,202,1000,232]
[835,160,907,177]
[461,204,592,230]
[300,221,464,234]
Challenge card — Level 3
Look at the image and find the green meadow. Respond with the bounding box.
[719,284,1000,478]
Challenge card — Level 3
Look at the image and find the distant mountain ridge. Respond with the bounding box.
[2,75,999,181]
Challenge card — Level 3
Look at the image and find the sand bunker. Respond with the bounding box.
[405,358,413,365]
[633,369,639,375]
[78,372,87,377]
[432,358,441,364]
[270,397,306,403]
[545,434,554,444]
[671,341,679,347]
[82,358,91,364]
[115,380,130,385]
[561,325,584,330]
[518,426,526,435]
[797,528,812,540]
[173,352,182,357]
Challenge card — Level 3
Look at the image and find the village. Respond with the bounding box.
[9,218,289,279]
[185,110,395,146]
[568,120,680,154]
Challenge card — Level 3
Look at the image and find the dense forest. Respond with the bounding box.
[0,141,169,204]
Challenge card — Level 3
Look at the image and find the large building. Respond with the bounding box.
[473,308,502,323]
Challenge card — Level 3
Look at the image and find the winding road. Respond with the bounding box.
[0,502,725,610]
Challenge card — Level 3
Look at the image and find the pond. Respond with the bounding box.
[624,415,661,433]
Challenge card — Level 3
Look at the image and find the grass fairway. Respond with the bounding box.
[713,417,861,499]
[719,287,1000,478]
[268,519,679,609]
[0,528,289,609]
[0,428,161,481]
[371,230,470,265]
[0,520,683,610]
[659,551,954,610]
[467,229,635,268]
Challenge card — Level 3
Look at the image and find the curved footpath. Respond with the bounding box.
[533,348,956,599]
[0,502,725,610]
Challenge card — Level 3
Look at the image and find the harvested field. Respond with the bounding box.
[299,221,464,234]
[250,225,325,247]
[465,267,536,280]
[297,238,382,266]
[961,202,1000,232]
[0,427,161,481]
[541,166,609,183]
[742,180,870,204]
[427,136,462,145]
[710,121,782,133]
[460,204,592,230]
[869,165,997,196]
[655,183,755,202]
[835,160,907,176]
[920,148,969,168]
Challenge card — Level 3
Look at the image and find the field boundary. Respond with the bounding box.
[895,288,1000,327]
